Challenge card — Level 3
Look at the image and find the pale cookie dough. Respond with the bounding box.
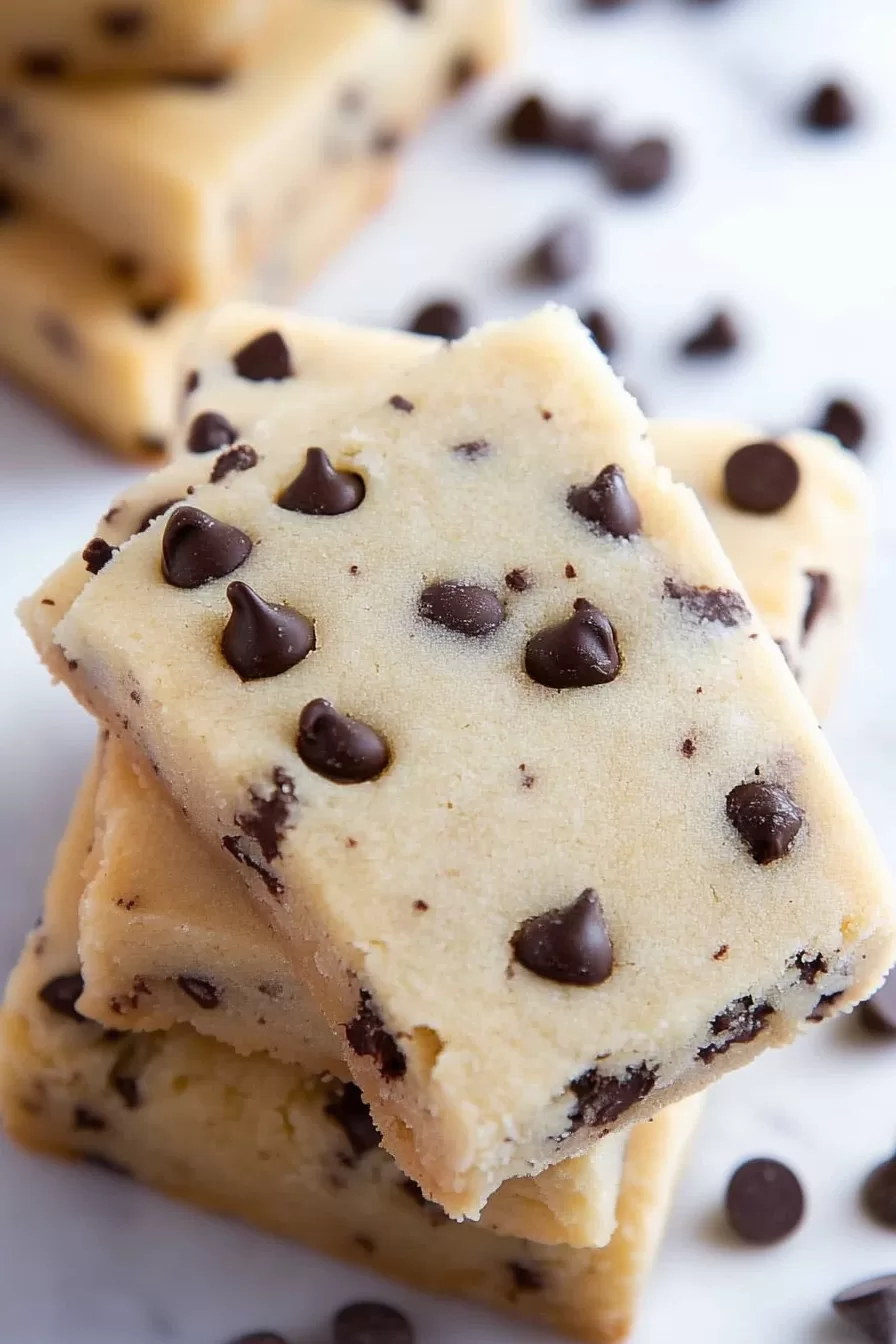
[27,307,896,1217]
[0,778,702,1342]
[0,0,512,300]
[0,0,276,80]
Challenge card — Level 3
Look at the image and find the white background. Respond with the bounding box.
[2,0,896,1339]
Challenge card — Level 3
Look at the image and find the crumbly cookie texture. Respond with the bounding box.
[0,0,512,300]
[27,306,895,1217]
[0,773,702,1342]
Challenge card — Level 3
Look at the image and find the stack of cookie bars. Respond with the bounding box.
[0,0,511,456]
[3,300,894,1341]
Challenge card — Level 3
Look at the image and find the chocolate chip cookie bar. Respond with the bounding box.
[0,0,276,80]
[0,0,511,300]
[0,781,703,1341]
[26,306,895,1217]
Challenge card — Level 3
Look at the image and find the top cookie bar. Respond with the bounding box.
[30,306,895,1217]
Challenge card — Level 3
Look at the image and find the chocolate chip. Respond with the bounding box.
[18,49,68,79]
[580,307,617,356]
[39,312,79,359]
[724,439,801,514]
[603,136,673,194]
[137,498,179,533]
[161,506,252,588]
[108,1041,149,1110]
[833,1276,896,1344]
[803,571,830,637]
[408,299,467,341]
[726,781,803,864]
[419,581,505,637]
[38,973,85,1021]
[679,308,739,357]
[505,568,533,592]
[447,52,478,93]
[232,329,294,382]
[298,700,389,784]
[372,128,402,155]
[0,185,17,220]
[82,537,117,575]
[792,951,827,985]
[681,738,696,758]
[184,369,200,397]
[222,582,315,681]
[176,976,220,1009]
[564,564,577,579]
[801,80,857,132]
[525,218,591,284]
[393,0,425,12]
[568,1061,657,1131]
[452,439,491,461]
[210,444,259,482]
[663,577,749,627]
[817,397,866,451]
[187,410,238,455]
[324,1082,381,1158]
[525,599,621,689]
[568,463,642,537]
[73,1106,106,1132]
[508,1263,544,1293]
[345,991,406,1080]
[714,944,729,960]
[134,297,172,325]
[808,990,843,1022]
[725,1158,804,1245]
[389,395,414,413]
[861,967,896,1035]
[699,995,774,1061]
[97,7,148,39]
[332,1302,413,1344]
[278,449,365,516]
[221,836,284,898]
[862,1152,896,1229]
[502,94,599,155]
[511,890,613,986]
[235,769,297,862]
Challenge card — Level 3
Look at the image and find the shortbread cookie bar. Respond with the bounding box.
[0,0,511,300]
[0,784,702,1342]
[25,307,895,1217]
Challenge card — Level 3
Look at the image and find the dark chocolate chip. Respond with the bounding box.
[525,599,621,689]
[505,568,533,592]
[176,976,220,1010]
[663,577,750,627]
[393,0,425,12]
[389,395,414,413]
[792,951,827,985]
[183,369,200,398]
[298,700,389,785]
[73,1106,106,1132]
[801,80,857,132]
[502,94,599,155]
[568,463,642,537]
[603,136,673,194]
[161,506,251,588]
[725,1157,804,1244]
[419,581,505,637]
[187,410,238,455]
[97,7,148,39]
[109,1042,146,1110]
[834,1276,896,1344]
[134,297,172,325]
[408,300,467,341]
[82,537,117,575]
[726,781,804,865]
[210,444,259,482]
[698,995,774,1061]
[38,973,85,1022]
[679,308,739,357]
[861,967,896,1035]
[508,1263,544,1293]
[235,769,297,863]
[0,185,17,220]
[681,737,696,758]
[332,1302,413,1344]
[724,439,800,514]
[221,836,284,898]
[863,1152,896,1229]
[451,439,491,461]
[137,498,179,533]
[447,51,478,93]
[580,307,617,356]
[817,397,866,452]
[525,218,591,284]
[18,49,68,79]
[803,571,830,637]
[232,329,294,382]
[324,1082,381,1158]
[808,989,843,1022]
[511,890,613,986]
[222,582,315,681]
[278,448,365,516]
[39,312,79,359]
[568,1061,657,1131]
[345,991,406,1080]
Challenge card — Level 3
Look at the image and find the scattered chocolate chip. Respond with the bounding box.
[233,329,294,382]
[580,307,617,356]
[502,94,599,155]
[187,410,238,455]
[82,537,117,575]
[714,944,729,960]
[833,1275,896,1344]
[509,1263,544,1293]
[210,444,259,482]
[792,951,827,985]
[525,599,621,689]
[134,297,172,325]
[862,1152,896,1229]
[393,0,425,13]
[568,463,642,537]
[408,299,467,341]
[861,967,896,1035]
[726,781,804,864]
[235,769,297,863]
[725,1157,804,1245]
[18,49,68,79]
[679,308,739,357]
[38,973,85,1022]
[97,7,148,39]
[137,498,179,533]
[221,836,284,898]
[525,218,591,284]
[817,397,866,452]
[699,995,774,1061]
[663,577,749,627]
[345,992,406,1080]
[176,976,220,1009]
[325,1082,381,1158]
[161,506,252,588]
[332,1301,413,1344]
[808,990,844,1022]
[39,312,79,359]
[222,582,315,681]
[73,1106,106,1132]
[451,439,491,461]
[419,581,505,637]
[108,1041,148,1110]
[0,185,17,220]
[413,899,429,911]
[568,1061,657,1131]
[603,136,673,194]
[447,51,478,93]
[564,563,577,579]
[389,395,414,413]
[801,80,857,132]
[511,890,613,986]
[505,568,533,592]
[298,700,389,785]
[278,448,365,516]
[681,738,696,758]
[803,571,830,637]
[724,439,801,514]
[183,369,200,398]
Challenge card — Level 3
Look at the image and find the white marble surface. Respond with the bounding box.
[2,0,896,1339]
